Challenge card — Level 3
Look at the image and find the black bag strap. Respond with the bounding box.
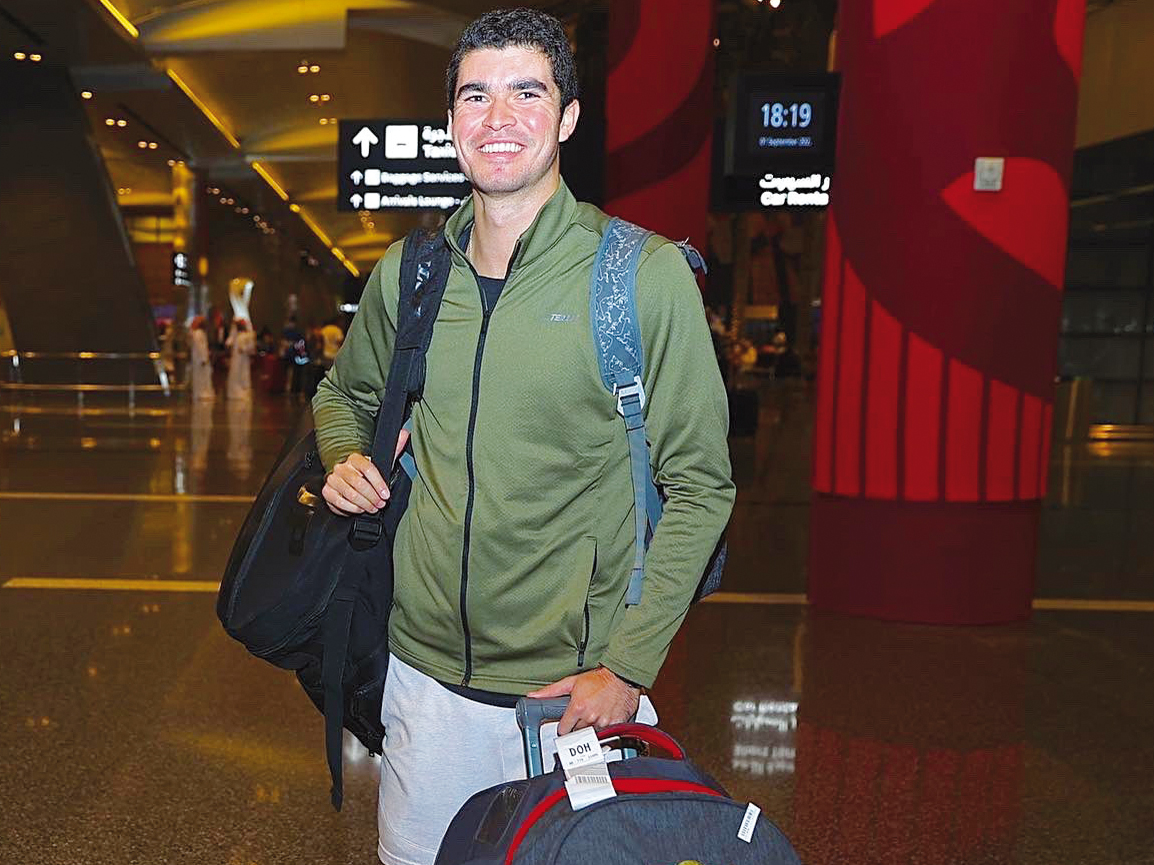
[322,591,356,810]
[321,228,451,811]
[370,227,452,463]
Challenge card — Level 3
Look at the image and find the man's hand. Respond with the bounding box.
[322,428,410,516]
[527,666,641,736]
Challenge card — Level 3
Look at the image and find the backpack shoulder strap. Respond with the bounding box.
[590,218,654,606]
[590,219,710,606]
[369,229,451,467]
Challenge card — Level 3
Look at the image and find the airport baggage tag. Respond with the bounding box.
[555,727,616,809]
[555,726,604,773]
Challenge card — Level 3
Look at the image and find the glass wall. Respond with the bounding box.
[1062,129,1154,425]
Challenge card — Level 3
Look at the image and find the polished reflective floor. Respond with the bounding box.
[2,384,1152,864]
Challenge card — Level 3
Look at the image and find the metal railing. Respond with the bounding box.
[1,350,184,405]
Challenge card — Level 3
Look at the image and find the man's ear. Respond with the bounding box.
[446,108,453,136]
[559,99,580,143]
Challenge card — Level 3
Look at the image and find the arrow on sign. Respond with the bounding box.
[352,126,379,159]
[350,170,363,185]
[350,193,363,209]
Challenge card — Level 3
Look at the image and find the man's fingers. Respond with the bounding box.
[394,428,411,463]
[330,472,379,512]
[322,485,364,516]
[526,676,575,699]
[348,453,391,501]
[556,704,583,737]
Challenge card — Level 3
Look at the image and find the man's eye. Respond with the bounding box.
[517,91,541,99]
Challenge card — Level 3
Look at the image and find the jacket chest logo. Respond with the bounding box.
[546,313,575,323]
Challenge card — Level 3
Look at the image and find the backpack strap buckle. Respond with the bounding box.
[348,516,383,551]
[614,375,647,418]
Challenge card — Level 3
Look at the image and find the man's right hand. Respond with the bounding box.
[322,428,410,515]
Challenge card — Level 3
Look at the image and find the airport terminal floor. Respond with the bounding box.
[2,382,1152,865]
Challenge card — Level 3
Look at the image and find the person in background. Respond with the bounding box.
[281,315,310,400]
[188,316,215,403]
[225,318,256,400]
[256,326,276,356]
[320,317,345,369]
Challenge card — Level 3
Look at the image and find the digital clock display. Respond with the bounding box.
[747,91,827,155]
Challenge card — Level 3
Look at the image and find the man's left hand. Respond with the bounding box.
[526,667,641,736]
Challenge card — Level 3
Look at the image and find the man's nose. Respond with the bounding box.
[483,99,515,131]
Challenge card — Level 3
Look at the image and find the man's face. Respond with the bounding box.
[449,46,579,199]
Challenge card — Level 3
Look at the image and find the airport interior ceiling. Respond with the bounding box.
[0,0,533,275]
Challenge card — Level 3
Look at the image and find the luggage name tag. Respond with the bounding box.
[738,803,761,842]
[555,727,616,810]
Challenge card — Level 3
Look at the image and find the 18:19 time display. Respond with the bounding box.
[761,101,813,129]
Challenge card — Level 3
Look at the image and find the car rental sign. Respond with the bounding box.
[337,119,471,212]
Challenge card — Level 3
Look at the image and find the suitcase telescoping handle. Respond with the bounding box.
[516,698,656,778]
[515,697,570,778]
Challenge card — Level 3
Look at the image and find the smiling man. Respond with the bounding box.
[312,9,734,864]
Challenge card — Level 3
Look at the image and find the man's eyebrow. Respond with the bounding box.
[455,81,490,100]
[507,78,549,93]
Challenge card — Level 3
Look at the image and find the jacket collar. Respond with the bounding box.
[444,180,578,277]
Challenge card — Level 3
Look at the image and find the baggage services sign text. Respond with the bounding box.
[338,120,471,212]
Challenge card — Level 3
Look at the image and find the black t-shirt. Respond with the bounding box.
[477,275,506,311]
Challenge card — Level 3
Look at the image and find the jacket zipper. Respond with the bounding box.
[578,602,590,668]
[458,238,521,685]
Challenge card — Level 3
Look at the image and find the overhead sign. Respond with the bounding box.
[713,73,840,211]
[338,119,470,212]
[759,173,831,208]
[173,252,193,288]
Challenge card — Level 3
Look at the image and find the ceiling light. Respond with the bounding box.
[148,142,158,149]
[226,198,234,205]
[310,65,320,73]
[167,159,175,166]
[241,207,249,214]
[769,0,781,6]
[81,90,93,99]
[297,65,309,74]
[105,118,116,126]
[138,140,148,148]
[320,94,331,102]
[219,197,227,203]
[253,215,261,222]
[289,204,301,213]
[13,52,26,61]
[234,206,242,213]
[117,119,127,127]
[713,38,720,47]
[319,118,328,125]
[309,94,320,103]
[30,54,42,62]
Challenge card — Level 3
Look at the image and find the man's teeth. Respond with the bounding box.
[480,143,524,153]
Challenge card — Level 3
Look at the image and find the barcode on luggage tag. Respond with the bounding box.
[738,803,761,843]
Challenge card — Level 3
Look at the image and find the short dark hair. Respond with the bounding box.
[446,8,579,111]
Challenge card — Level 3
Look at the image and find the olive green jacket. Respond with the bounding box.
[313,182,734,691]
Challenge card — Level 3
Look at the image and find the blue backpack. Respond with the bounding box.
[586,218,727,604]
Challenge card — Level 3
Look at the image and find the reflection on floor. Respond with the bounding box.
[1,386,1152,864]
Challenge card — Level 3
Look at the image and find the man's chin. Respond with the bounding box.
[472,175,528,196]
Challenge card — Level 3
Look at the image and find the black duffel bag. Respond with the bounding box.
[216,228,450,810]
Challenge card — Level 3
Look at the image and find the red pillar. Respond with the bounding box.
[603,0,714,255]
[809,0,1086,623]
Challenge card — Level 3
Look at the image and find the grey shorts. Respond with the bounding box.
[376,654,658,865]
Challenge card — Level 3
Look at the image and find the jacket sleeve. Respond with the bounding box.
[599,241,736,688]
[311,245,402,471]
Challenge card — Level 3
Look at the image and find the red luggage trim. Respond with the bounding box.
[503,778,722,864]
[595,724,686,759]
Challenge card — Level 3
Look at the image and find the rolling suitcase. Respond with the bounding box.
[434,698,801,865]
